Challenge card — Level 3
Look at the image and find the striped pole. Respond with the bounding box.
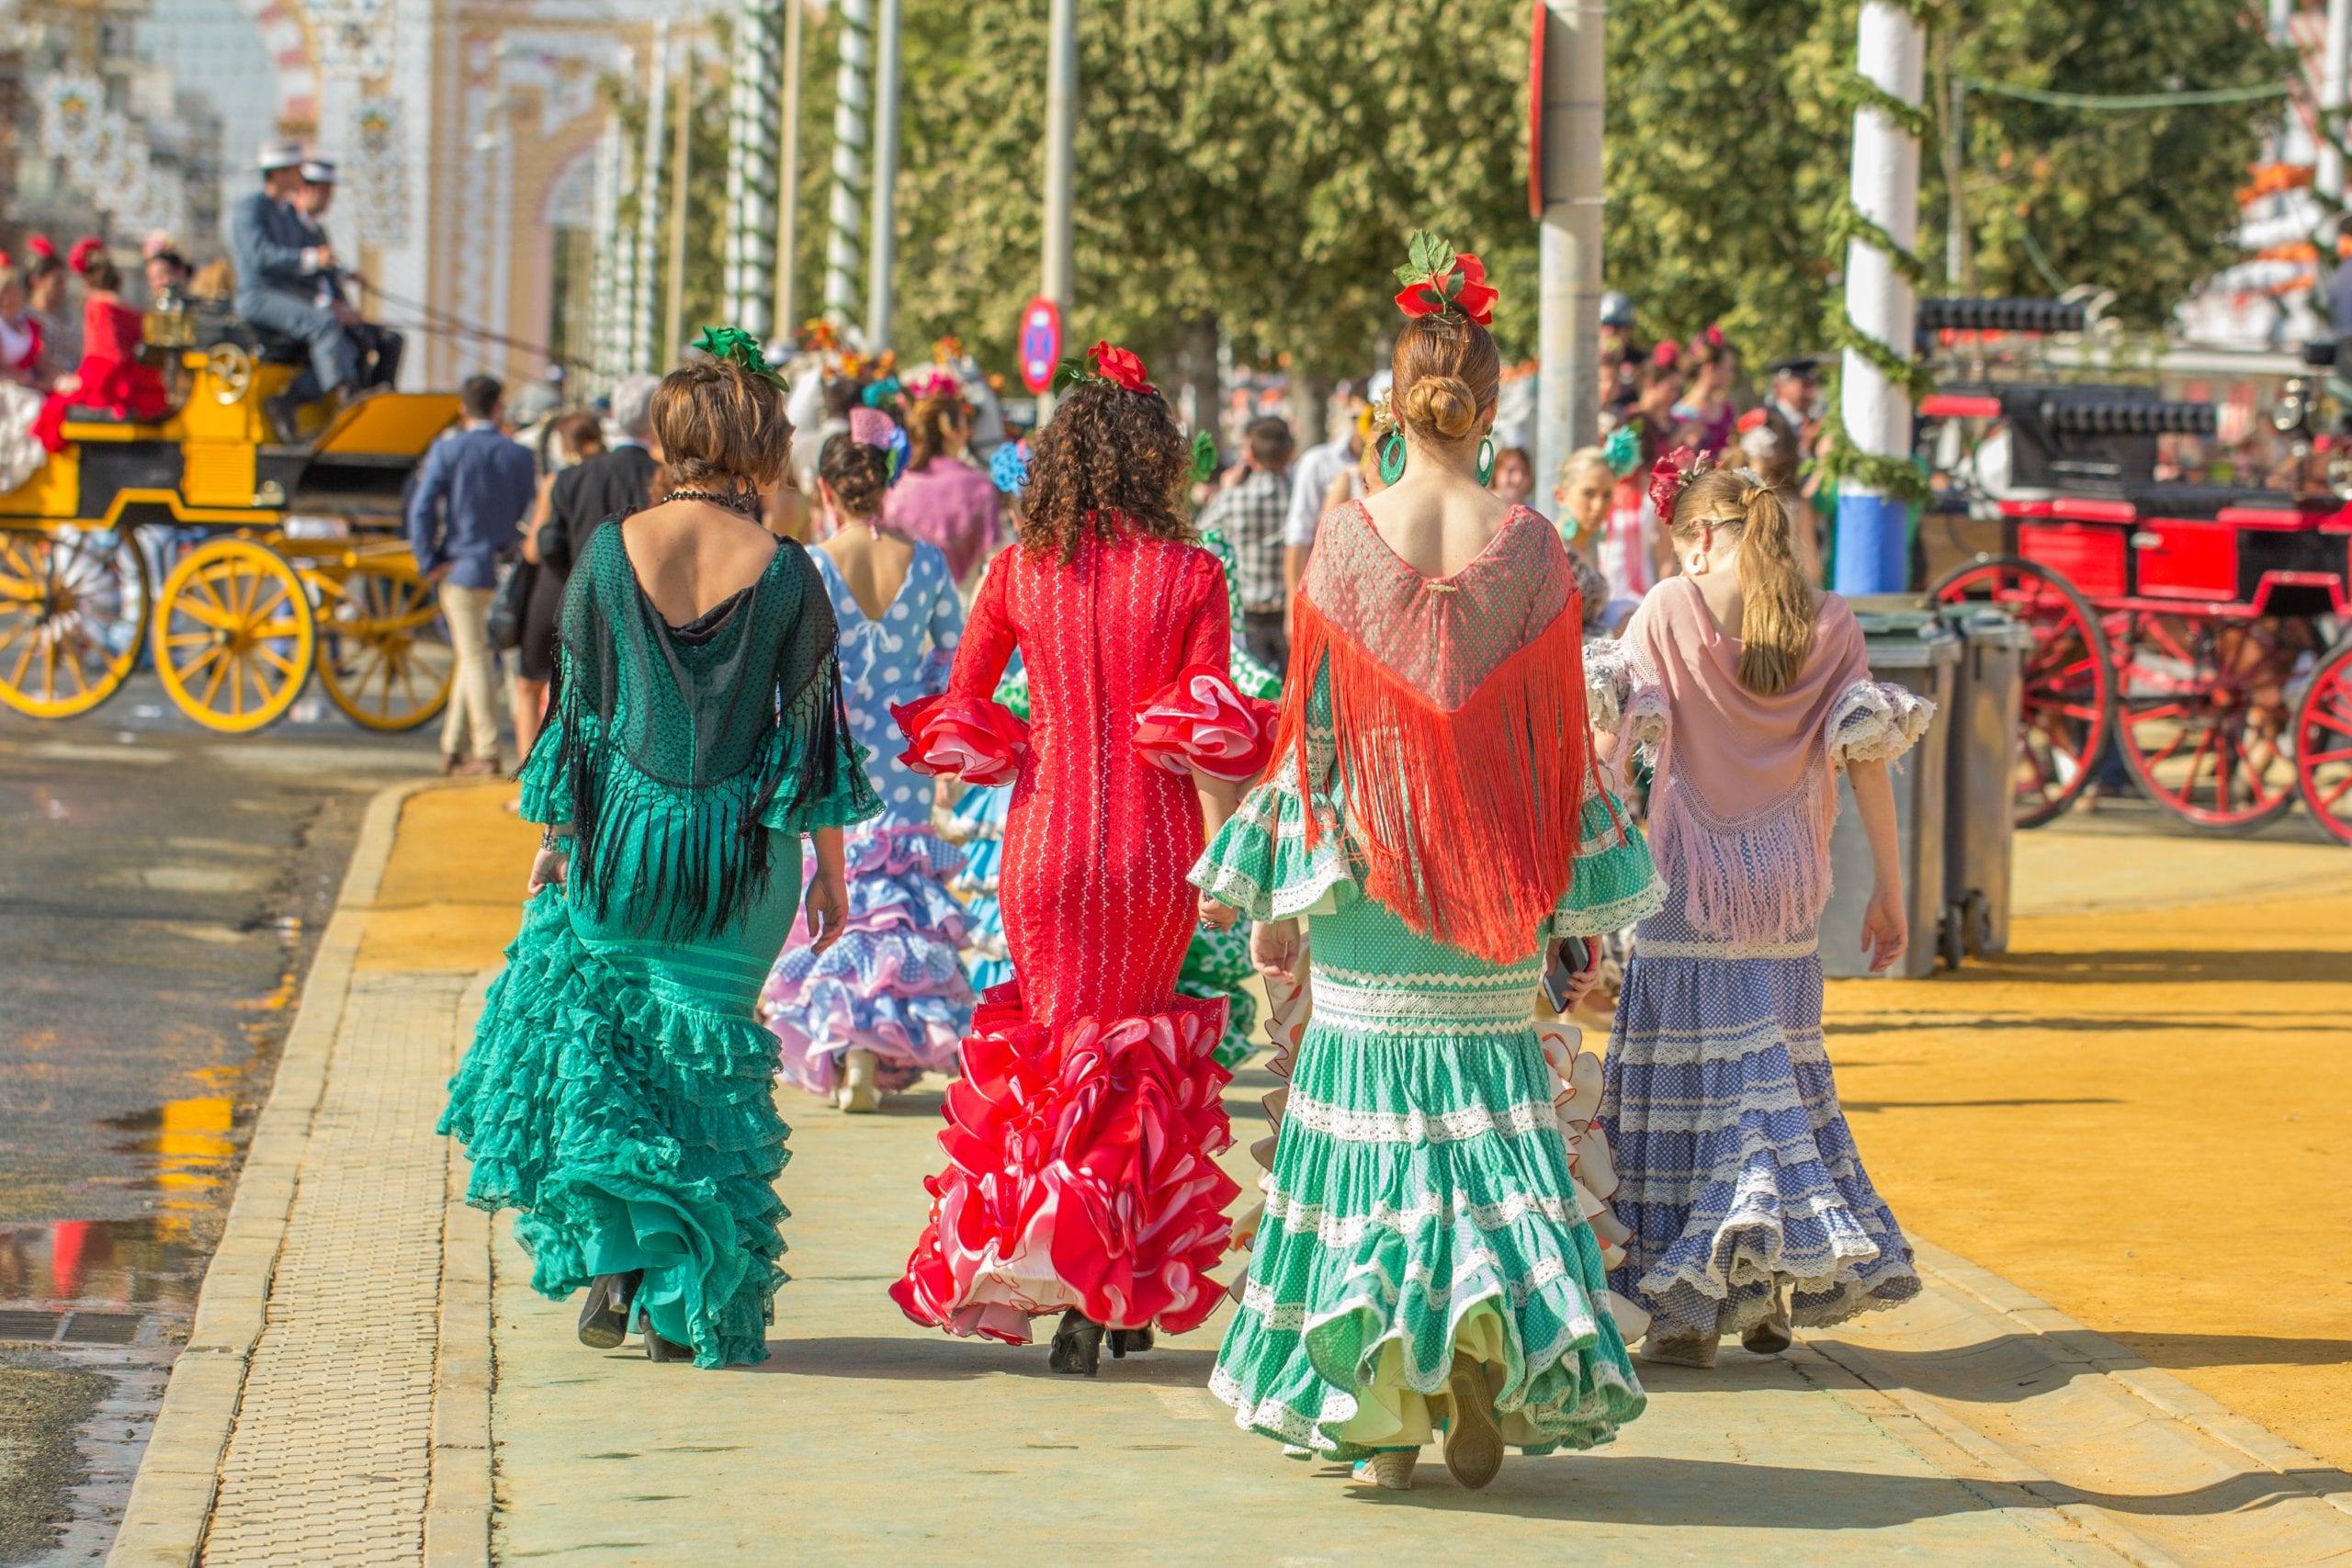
[587,118,627,388]
[724,0,786,341]
[822,0,872,332]
[633,19,672,374]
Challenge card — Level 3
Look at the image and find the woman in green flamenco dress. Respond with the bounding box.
[1192,237,1662,1489]
[439,344,879,1368]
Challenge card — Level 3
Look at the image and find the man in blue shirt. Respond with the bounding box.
[407,376,537,773]
[229,140,358,441]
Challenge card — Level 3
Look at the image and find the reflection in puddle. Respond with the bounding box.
[0,1215,205,1310]
[97,1093,238,1223]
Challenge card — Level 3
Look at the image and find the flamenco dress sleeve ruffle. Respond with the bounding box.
[1189,662,1359,923]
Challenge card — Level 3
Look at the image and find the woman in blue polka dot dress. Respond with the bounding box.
[763,423,977,1111]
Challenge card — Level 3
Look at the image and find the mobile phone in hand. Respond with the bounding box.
[1541,936,1592,1013]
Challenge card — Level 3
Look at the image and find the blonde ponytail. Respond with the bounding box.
[1730,481,1815,694]
[1668,466,1817,694]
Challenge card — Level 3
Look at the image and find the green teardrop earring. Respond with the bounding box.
[1476,436,1496,486]
[1378,432,1408,485]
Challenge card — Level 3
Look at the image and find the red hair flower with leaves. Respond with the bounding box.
[1051,340,1158,397]
[67,238,104,276]
[1392,231,1498,326]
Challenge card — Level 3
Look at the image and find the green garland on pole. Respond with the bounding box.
[1813,1,1940,506]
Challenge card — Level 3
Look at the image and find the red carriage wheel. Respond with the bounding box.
[2115,612,2312,835]
[1931,556,2115,829]
[2293,639,2352,845]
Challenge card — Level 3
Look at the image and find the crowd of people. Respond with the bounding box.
[431,229,1931,1495]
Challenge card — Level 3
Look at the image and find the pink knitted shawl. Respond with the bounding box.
[1622,578,1872,943]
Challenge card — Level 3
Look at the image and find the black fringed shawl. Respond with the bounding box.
[529,522,872,942]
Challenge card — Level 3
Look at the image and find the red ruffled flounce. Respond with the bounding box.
[890,981,1239,1342]
[893,692,1030,787]
[1133,664,1278,783]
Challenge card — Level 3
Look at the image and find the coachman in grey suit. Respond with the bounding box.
[229,140,357,436]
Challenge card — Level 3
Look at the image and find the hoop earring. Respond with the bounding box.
[1378,432,1407,485]
[1476,436,1496,486]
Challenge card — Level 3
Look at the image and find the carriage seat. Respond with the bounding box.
[2121,482,2312,522]
[196,310,313,367]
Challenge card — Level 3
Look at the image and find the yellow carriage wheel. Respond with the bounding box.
[314,558,454,731]
[152,538,317,734]
[0,528,152,719]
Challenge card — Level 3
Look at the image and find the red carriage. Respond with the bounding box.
[1922,367,2352,841]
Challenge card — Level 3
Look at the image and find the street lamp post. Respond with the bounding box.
[775,0,806,343]
[1833,1,1925,596]
[864,0,901,352]
[634,19,671,374]
[1038,0,1075,418]
[1533,0,1605,499]
[823,0,872,330]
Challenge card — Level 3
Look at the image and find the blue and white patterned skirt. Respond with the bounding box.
[1599,886,1918,1338]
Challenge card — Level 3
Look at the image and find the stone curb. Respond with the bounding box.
[423,975,496,1568]
[105,780,446,1568]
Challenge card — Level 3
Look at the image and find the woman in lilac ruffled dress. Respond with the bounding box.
[763,419,976,1111]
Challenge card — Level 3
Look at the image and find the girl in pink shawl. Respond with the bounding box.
[1593,457,1933,1369]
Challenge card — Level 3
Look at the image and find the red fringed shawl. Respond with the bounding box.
[1269,502,1594,965]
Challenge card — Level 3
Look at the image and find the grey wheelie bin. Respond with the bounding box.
[1939,607,2030,959]
[1819,600,1959,980]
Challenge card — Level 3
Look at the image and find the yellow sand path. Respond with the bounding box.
[1824,826,2352,1472]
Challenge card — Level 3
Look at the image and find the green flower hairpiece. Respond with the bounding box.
[690,324,787,389]
[1190,430,1218,484]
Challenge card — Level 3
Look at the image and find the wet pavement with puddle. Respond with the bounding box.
[0,680,437,1565]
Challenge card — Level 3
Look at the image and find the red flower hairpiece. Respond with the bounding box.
[67,238,103,276]
[1736,407,1769,434]
[1392,231,1498,326]
[1650,340,1681,369]
[1052,340,1158,397]
[26,235,55,261]
[0,252,13,273]
[1700,322,1725,350]
[904,368,962,402]
[1647,446,1708,518]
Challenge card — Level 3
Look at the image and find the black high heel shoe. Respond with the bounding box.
[577,1271,640,1349]
[1046,1309,1103,1376]
[638,1308,693,1364]
[1106,1325,1154,1359]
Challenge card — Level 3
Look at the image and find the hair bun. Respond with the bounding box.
[1400,375,1478,442]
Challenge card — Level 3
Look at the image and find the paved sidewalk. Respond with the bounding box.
[104,785,2352,1566]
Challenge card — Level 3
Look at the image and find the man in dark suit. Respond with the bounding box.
[537,372,663,581]
[229,140,356,439]
[294,160,404,390]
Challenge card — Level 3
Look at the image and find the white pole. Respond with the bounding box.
[634,20,671,375]
[775,0,805,343]
[1833,0,1925,596]
[1534,0,1604,500]
[1039,0,1076,417]
[864,0,901,351]
[2321,0,2351,204]
[724,0,785,341]
[823,0,872,331]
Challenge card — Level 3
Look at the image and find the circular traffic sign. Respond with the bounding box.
[1019,296,1062,394]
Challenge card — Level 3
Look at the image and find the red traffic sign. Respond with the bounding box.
[1019,296,1062,394]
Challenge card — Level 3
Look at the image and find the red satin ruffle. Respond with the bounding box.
[892,692,1030,787]
[1133,663,1277,784]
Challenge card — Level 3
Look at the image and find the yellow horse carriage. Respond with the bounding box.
[0,328,463,733]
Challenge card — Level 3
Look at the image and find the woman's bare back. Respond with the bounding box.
[819,525,917,622]
[619,501,781,626]
[1360,469,1518,580]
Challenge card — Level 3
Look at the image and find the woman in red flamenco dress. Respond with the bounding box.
[35,240,169,454]
[890,342,1277,1375]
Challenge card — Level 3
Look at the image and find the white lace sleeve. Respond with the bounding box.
[1828,680,1935,766]
[1586,637,1668,764]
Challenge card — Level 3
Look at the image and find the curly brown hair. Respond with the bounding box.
[1018,381,1194,563]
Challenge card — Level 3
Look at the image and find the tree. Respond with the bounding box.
[617,0,2284,386]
